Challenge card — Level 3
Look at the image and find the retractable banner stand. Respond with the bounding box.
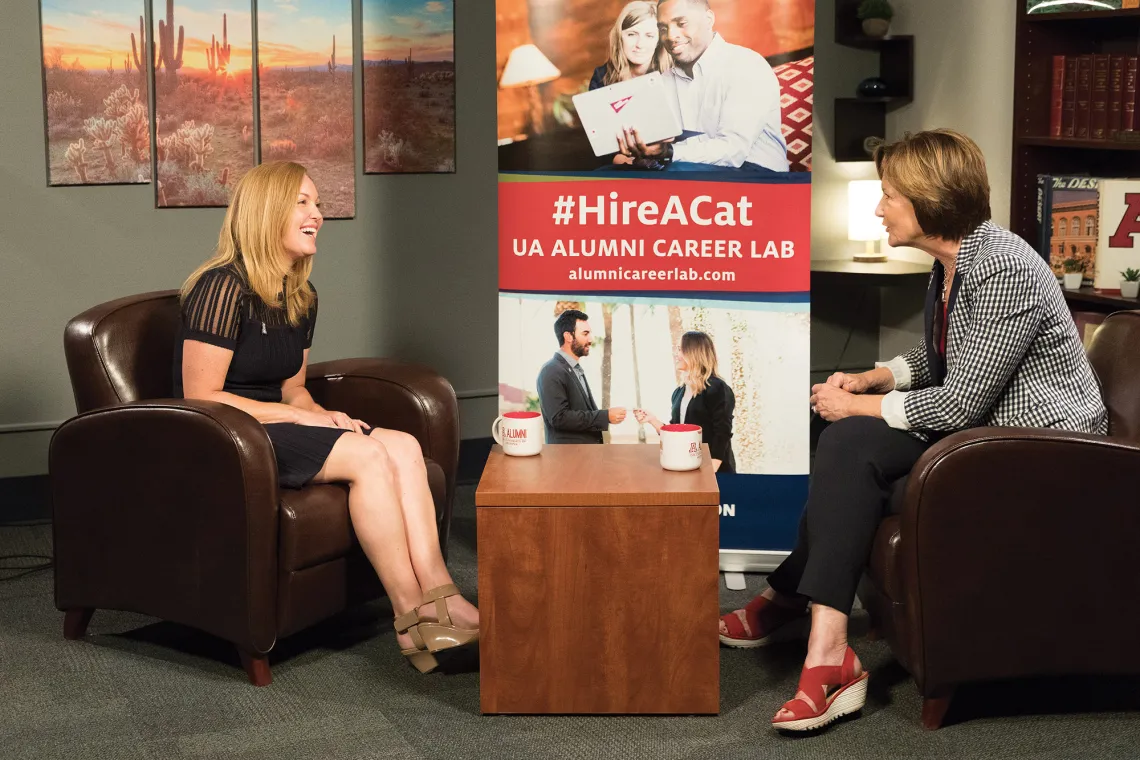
[497,0,814,570]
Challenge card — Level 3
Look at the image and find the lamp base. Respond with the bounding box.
[853,239,887,263]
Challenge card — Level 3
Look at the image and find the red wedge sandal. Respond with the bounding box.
[719,594,810,648]
[771,646,869,732]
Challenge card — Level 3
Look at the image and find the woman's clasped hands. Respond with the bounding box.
[294,408,370,434]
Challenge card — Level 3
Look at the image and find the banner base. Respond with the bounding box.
[719,549,790,574]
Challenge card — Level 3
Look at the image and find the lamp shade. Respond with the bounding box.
[499,44,561,88]
[847,180,886,242]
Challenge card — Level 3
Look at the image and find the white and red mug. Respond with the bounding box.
[492,411,544,456]
[660,423,703,471]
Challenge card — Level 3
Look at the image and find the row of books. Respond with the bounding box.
[1049,54,1139,140]
[1036,174,1140,291]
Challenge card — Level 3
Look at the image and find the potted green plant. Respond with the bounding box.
[858,0,894,38]
[1062,258,1084,290]
[1120,267,1140,298]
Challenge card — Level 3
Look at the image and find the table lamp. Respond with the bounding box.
[848,179,888,263]
[499,43,561,136]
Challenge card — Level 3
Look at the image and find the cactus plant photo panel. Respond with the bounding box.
[363,0,455,174]
[151,0,256,208]
[38,0,153,186]
[257,0,356,218]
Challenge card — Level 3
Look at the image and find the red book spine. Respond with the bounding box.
[1062,56,1079,137]
[1109,55,1125,138]
[1051,55,1066,137]
[1076,55,1093,139]
[1091,54,1111,140]
[1125,57,1139,132]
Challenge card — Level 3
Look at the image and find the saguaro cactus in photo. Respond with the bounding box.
[107,58,114,76]
[130,2,161,75]
[206,14,231,78]
[158,0,185,90]
[405,48,415,81]
[123,56,133,75]
[328,35,336,74]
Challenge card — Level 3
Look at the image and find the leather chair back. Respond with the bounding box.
[1087,310,1140,443]
[64,291,181,413]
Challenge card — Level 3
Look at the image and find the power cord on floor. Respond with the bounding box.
[0,520,54,581]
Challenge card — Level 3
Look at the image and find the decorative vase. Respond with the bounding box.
[1121,280,1140,298]
[857,77,889,98]
[1063,272,1084,290]
[862,18,890,37]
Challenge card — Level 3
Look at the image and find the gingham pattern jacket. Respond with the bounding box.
[879,221,1107,441]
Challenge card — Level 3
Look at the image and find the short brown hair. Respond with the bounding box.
[873,129,991,242]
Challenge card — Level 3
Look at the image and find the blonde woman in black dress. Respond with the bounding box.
[174,161,477,673]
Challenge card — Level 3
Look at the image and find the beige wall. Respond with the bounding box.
[0,1,499,477]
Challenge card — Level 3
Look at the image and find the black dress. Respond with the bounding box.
[669,375,737,474]
[173,264,350,488]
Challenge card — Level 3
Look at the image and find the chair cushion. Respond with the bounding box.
[772,56,813,172]
[279,458,446,572]
[869,515,903,602]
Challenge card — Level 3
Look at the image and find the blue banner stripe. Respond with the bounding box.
[500,288,810,303]
[715,473,808,552]
[499,170,813,185]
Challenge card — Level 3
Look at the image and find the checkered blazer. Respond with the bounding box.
[880,221,1108,441]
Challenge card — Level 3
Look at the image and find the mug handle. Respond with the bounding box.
[491,416,504,446]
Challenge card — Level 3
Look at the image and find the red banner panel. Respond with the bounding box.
[499,178,810,293]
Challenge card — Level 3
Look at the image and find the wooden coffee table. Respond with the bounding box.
[476,443,720,715]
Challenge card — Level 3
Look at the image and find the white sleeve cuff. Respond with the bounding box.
[875,356,911,392]
[881,390,912,430]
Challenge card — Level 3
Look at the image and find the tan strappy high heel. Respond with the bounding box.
[394,609,439,674]
[416,583,479,653]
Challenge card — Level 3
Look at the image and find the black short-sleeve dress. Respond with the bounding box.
[173,264,351,488]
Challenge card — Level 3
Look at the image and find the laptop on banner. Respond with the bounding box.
[573,72,683,157]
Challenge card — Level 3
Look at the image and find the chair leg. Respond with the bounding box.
[921,689,954,730]
[239,650,273,687]
[63,608,95,640]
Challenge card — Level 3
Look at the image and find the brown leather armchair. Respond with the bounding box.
[50,290,459,685]
[862,310,1140,728]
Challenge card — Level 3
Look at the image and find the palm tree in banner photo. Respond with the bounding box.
[601,303,614,443]
[629,304,646,443]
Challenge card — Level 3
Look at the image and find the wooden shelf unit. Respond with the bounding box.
[833,0,914,162]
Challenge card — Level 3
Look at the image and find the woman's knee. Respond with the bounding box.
[369,429,424,467]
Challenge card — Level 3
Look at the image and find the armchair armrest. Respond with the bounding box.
[306,358,460,546]
[896,426,1140,693]
[50,399,280,653]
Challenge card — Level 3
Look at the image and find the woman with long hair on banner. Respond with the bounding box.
[174,161,478,674]
[634,331,736,473]
[590,0,672,90]
[588,1,673,166]
[719,130,1106,732]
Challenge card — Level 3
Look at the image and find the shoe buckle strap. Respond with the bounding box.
[394,609,419,634]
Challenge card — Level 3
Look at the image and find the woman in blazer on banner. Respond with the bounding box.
[635,330,736,473]
[717,129,1107,733]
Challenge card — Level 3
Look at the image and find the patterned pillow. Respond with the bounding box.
[772,56,814,172]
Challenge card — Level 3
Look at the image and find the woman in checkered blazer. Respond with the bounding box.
[719,129,1108,732]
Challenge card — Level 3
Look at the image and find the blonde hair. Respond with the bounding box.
[603,1,672,86]
[681,331,718,395]
[180,161,315,326]
[873,129,991,242]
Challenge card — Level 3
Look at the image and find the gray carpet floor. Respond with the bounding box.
[2,484,1139,759]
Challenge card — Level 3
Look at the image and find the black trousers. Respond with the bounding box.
[766,416,931,615]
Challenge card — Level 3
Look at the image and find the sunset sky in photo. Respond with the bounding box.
[363,0,454,62]
[257,0,353,71]
[40,1,254,75]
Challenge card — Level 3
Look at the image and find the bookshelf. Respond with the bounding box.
[1012,2,1140,312]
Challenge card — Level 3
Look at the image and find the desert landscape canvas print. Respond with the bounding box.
[363,0,455,174]
[40,0,153,186]
[151,0,255,208]
[257,0,355,218]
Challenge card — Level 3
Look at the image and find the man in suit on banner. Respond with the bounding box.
[537,309,626,444]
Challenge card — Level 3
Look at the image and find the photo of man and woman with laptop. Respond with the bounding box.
[496,0,814,174]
